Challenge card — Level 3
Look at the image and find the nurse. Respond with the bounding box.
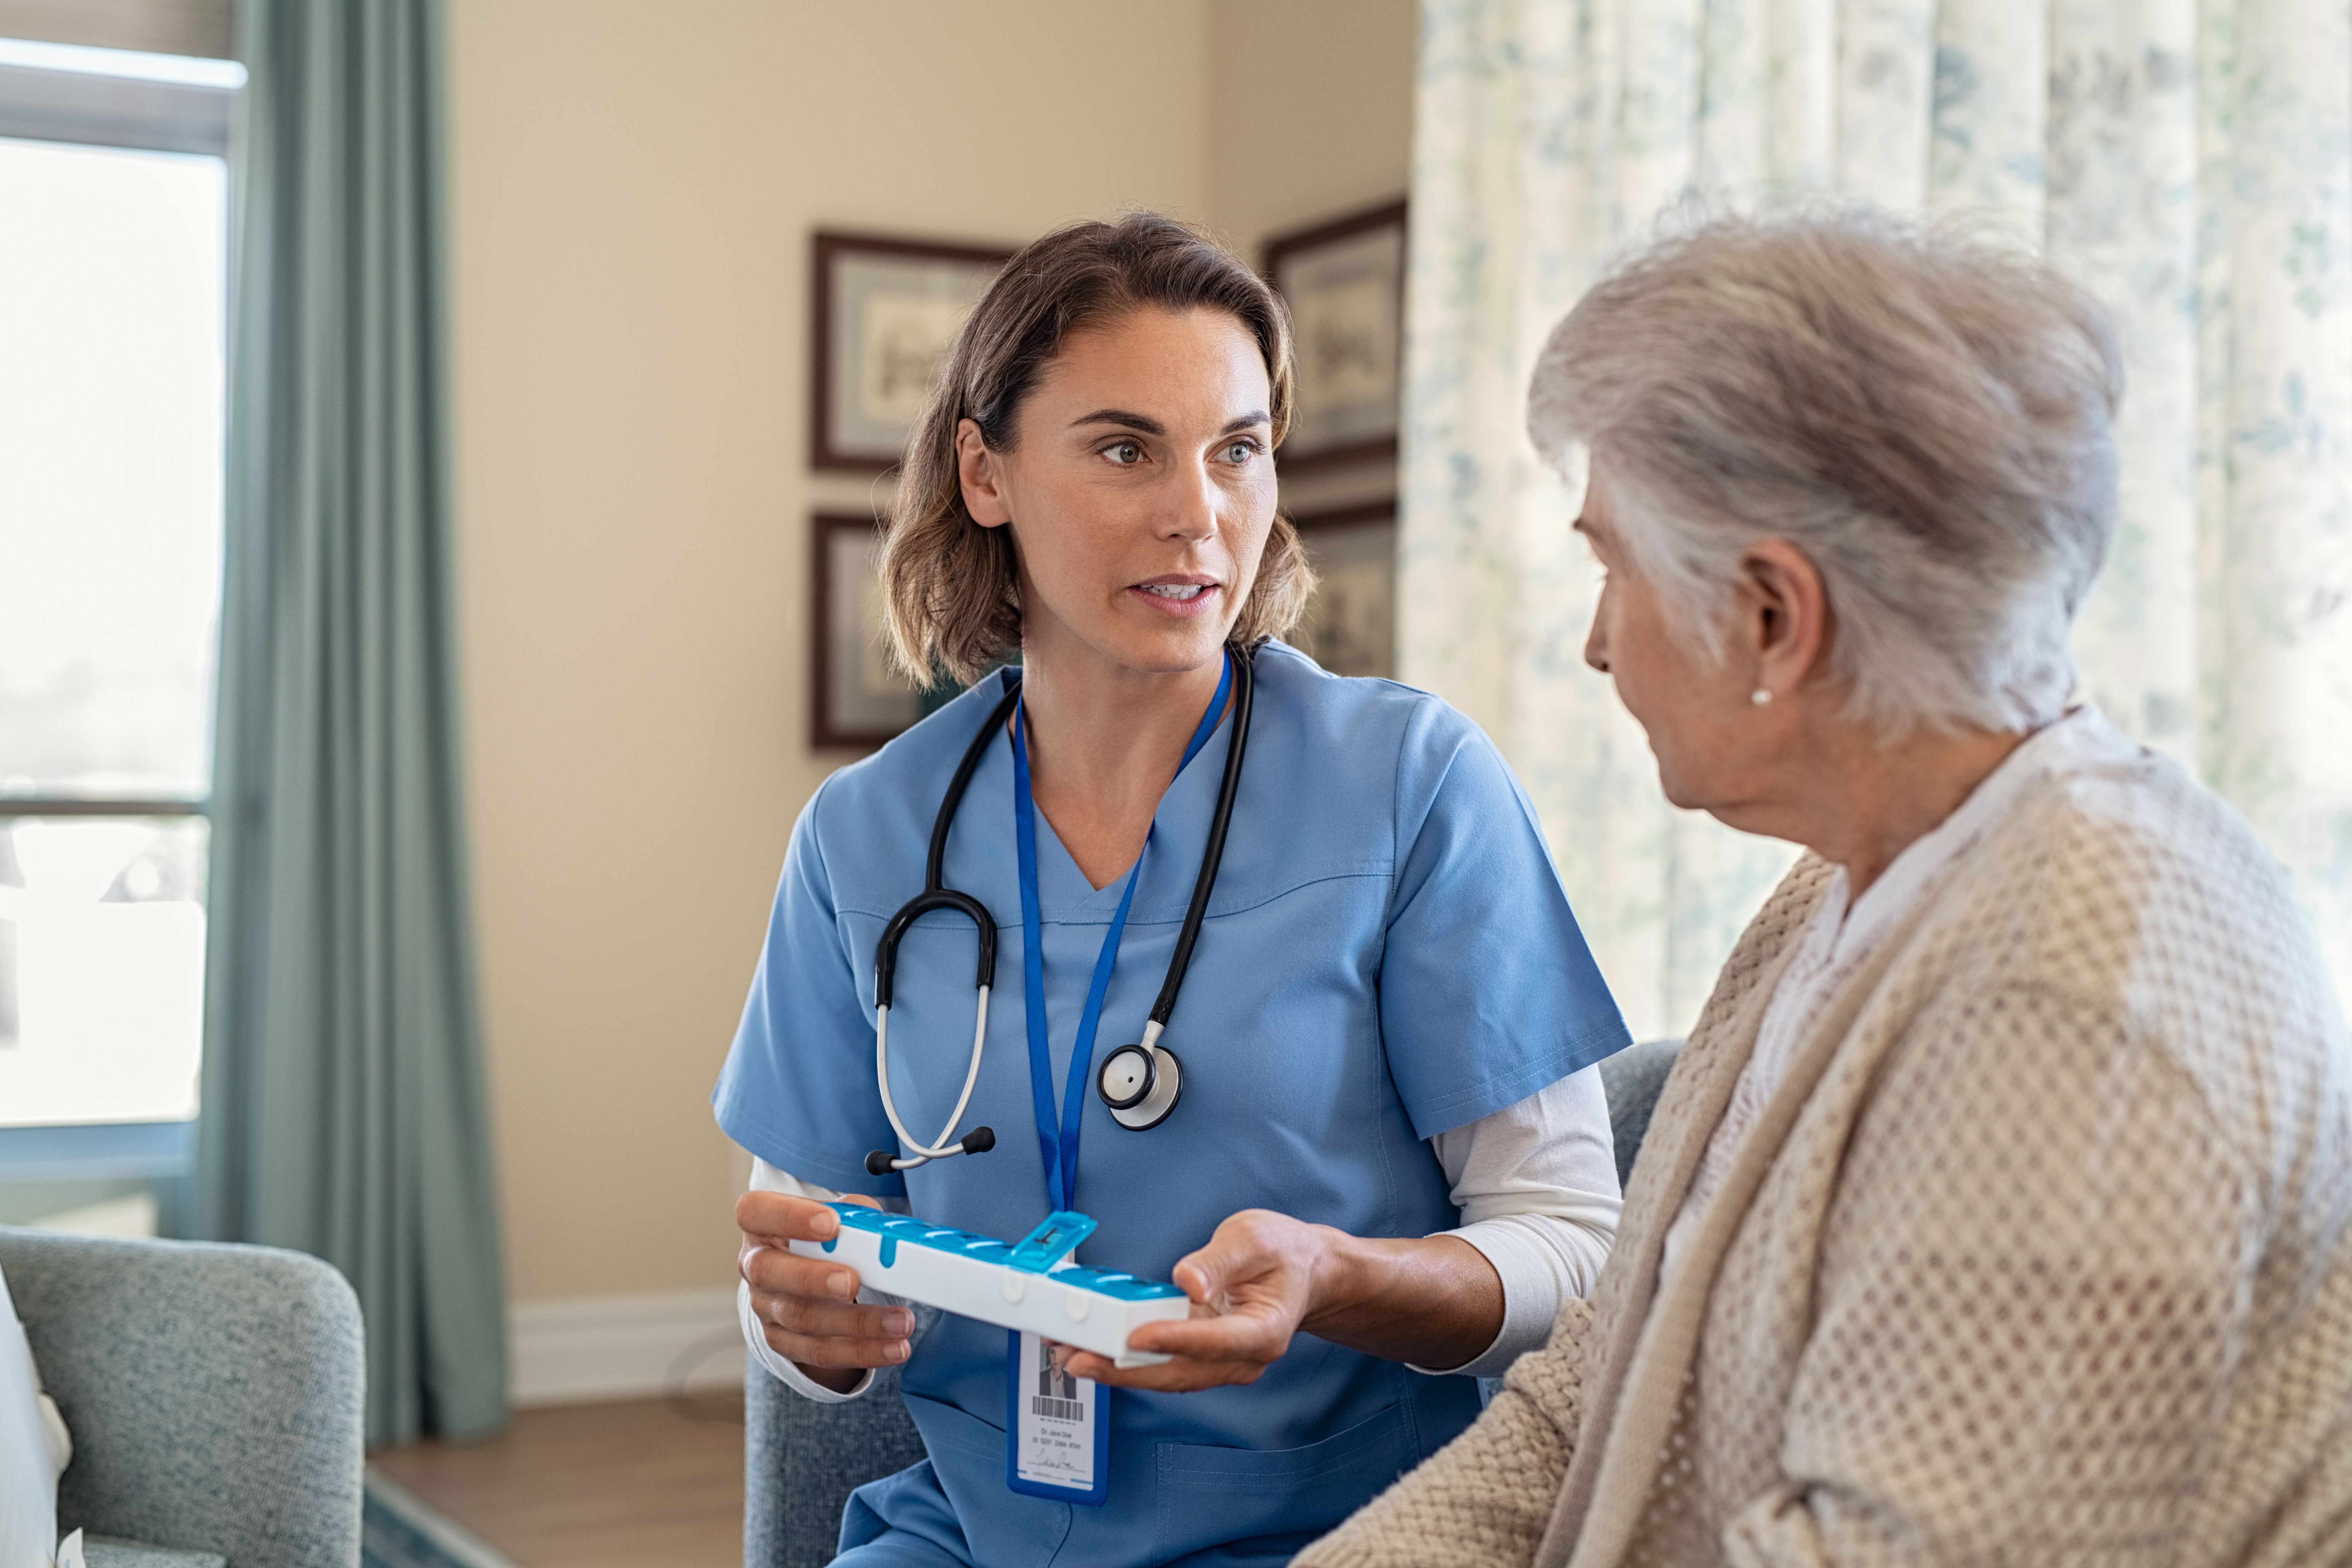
[718,212,1630,1568]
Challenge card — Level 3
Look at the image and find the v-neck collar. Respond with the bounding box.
[1025,804,1130,913]
[1008,680,1238,924]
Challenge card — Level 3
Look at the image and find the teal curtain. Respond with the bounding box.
[198,0,506,1445]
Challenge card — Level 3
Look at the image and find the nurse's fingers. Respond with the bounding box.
[736,1189,872,1244]
[1125,1301,1294,1366]
[753,1287,914,1346]
[1058,1348,1268,1392]
[1167,1208,1323,1314]
[1061,1301,1295,1389]
[740,1242,868,1304]
[759,1321,912,1371]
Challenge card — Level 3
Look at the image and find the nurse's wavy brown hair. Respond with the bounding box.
[879,210,1313,685]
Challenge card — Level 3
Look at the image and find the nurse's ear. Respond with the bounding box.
[956,418,1014,530]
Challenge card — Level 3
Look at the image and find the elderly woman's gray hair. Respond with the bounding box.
[1528,209,2123,736]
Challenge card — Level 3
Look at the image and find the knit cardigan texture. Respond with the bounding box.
[1298,719,2352,1568]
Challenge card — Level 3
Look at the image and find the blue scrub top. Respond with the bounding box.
[715,643,1628,1568]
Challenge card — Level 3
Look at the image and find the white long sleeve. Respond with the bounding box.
[736,1065,1619,1401]
[1416,1064,1622,1378]
[737,1159,911,1404]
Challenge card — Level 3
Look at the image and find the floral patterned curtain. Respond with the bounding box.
[1405,0,2352,1040]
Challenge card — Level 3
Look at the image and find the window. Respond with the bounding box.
[0,37,240,1132]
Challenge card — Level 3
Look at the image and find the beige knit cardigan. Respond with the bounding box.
[1300,726,2352,1568]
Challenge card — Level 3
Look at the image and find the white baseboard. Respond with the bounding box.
[507,1286,746,1407]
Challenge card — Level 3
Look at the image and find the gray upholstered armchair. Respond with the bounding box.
[0,1226,366,1568]
[746,1038,1686,1568]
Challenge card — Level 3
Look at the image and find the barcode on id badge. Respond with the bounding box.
[1031,1395,1086,1423]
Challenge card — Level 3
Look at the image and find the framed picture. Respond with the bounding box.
[811,231,1015,473]
[1288,500,1397,680]
[811,513,925,748]
[1263,199,1407,472]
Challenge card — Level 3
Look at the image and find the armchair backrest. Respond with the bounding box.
[0,1227,365,1568]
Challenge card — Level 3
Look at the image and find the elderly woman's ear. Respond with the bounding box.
[1732,536,1829,707]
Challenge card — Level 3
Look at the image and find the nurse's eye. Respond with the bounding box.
[1219,440,1260,465]
[1101,439,1145,466]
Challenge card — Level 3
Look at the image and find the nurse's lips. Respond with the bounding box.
[1127,575,1222,618]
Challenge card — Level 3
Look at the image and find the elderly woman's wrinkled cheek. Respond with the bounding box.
[1593,568,1742,811]
[1591,567,1688,720]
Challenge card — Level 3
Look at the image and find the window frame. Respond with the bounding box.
[0,56,233,157]
[0,42,236,1187]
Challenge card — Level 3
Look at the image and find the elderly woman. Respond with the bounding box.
[1299,212,2352,1568]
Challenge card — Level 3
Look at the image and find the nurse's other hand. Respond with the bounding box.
[736,1190,913,1393]
[1061,1208,1333,1392]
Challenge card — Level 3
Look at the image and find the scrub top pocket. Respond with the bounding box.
[1151,1402,1419,1560]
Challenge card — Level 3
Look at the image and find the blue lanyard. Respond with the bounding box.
[1010,653,1233,1212]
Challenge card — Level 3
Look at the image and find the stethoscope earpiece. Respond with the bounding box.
[866,1122,997,1176]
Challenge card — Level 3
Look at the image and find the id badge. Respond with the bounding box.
[1005,1330,1110,1505]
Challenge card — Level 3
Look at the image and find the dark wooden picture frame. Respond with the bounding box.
[1262,199,1408,473]
[810,512,925,749]
[1287,498,1398,680]
[810,230,1015,473]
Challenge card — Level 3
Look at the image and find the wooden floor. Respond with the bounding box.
[370,1393,746,1568]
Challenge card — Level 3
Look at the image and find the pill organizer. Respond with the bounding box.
[789,1206,1191,1368]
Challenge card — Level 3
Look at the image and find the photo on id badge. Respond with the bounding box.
[1007,1330,1111,1505]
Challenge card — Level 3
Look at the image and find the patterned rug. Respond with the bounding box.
[361,1472,519,1568]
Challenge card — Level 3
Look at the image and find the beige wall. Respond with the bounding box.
[1209,0,1417,518]
[447,0,1415,1306]
[1205,0,1417,261]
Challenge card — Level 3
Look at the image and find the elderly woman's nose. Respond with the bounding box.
[1583,596,1611,673]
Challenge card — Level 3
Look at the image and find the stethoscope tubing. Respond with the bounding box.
[1147,643,1254,1032]
[872,681,1024,1011]
[874,988,992,1160]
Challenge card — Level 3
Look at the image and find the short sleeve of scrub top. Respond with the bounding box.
[719,768,914,1196]
[712,645,1628,1568]
[1376,694,1628,1137]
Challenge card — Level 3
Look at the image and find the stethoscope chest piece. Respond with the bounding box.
[1097,1039,1182,1131]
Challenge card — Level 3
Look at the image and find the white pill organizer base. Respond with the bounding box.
[789,1205,1190,1369]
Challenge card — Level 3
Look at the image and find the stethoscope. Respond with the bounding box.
[863,646,1255,1176]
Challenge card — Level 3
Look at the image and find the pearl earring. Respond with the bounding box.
[1750,688,1773,706]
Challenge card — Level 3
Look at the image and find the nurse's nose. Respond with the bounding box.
[1159,457,1220,544]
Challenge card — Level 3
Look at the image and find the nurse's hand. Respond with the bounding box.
[1058,1208,1329,1392]
[1059,1208,1504,1393]
[737,1191,915,1394]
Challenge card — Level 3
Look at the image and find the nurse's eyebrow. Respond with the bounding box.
[1067,409,1272,435]
[1070,409,1165,434]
